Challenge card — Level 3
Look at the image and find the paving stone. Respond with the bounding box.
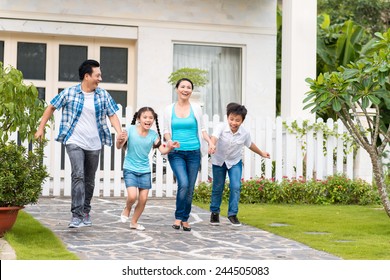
[24,197,341,260]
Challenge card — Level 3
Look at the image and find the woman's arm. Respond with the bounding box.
[158,139,180,155]
[202,131,216,153]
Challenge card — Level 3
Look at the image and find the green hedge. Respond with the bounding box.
[193,174,381,205]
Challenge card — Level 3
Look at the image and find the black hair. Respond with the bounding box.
[79,59,100,80]
[131,107,162,148]
[226,102,247,121]
[175,78,193,90]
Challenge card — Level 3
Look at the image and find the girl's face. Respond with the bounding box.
[138,110,155,130]
[176,80,193,100]
[227,113,243,134]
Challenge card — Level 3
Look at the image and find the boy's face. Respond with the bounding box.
[227,113,243,133]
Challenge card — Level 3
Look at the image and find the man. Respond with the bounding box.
[35,59,122,228]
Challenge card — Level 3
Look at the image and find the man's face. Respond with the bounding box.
[85,67,102,90]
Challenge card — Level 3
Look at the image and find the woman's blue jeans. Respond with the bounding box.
[65,144,100,219]
[168,149,201,222]
[210,161,242,217]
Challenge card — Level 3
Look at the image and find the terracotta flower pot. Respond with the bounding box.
[0,206,24,237]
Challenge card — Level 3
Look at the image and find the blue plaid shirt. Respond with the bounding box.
[51,84,119,147]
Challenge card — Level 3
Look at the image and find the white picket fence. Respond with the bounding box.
[11,105,359,198]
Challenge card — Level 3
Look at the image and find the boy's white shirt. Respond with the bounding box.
[211,122,251,168]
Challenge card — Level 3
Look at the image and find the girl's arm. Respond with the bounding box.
[249,142,270,159]
[116,130,128,149]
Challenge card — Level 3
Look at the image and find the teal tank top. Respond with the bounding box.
[171,106,200,151]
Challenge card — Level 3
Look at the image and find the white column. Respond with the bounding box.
[353,109,375,183]
[281,0,317,120]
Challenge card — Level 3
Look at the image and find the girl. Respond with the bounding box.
[116,107,179,230]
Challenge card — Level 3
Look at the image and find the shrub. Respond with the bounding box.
[193,174,381,205]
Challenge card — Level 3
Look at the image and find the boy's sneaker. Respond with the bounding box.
[228,215,242,227]
[68,217,83,228]
[83,213,92,227]
[210,212,220,225]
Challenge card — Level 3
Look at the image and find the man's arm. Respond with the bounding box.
[34,104,56,140]
[108,114,122,134]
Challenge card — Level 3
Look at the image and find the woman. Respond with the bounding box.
[163,78,214,231]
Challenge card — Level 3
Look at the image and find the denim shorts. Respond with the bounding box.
[123,169,152,189]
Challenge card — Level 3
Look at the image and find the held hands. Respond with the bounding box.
[208,143,216,154]
[116,130,128,145]
[167,139,180,150]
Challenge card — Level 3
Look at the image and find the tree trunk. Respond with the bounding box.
[370,153,390,218]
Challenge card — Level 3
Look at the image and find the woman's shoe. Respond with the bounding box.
[181,222,191,232]
[172,224,180,230]
[172,219,181,230]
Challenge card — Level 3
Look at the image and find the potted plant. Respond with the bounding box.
[168,67,209,106]
[167,67,209,88]
[0,62,48,236]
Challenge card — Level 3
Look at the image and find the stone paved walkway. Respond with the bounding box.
[22,197,340,260]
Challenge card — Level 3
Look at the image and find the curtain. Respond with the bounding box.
[173,44,242,118]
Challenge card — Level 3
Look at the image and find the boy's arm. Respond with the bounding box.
[208,135,218,154]
[249,142,270,158]
[202,131,216,153]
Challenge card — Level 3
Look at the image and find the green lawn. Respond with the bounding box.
[195,202,390,260]
[4,211,79,260]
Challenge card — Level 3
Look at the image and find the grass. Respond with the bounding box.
[194,202,390,260]
[4,210,79,260]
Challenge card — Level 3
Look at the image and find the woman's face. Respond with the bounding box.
[138,110,155,130]
[176,80,193,100]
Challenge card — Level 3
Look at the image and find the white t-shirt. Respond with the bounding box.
[66,92,101,150]
[211,122,252,169]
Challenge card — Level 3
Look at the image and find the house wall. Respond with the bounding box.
[0,0,276,117]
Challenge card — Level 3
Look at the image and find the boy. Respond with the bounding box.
[209,103,270,226]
